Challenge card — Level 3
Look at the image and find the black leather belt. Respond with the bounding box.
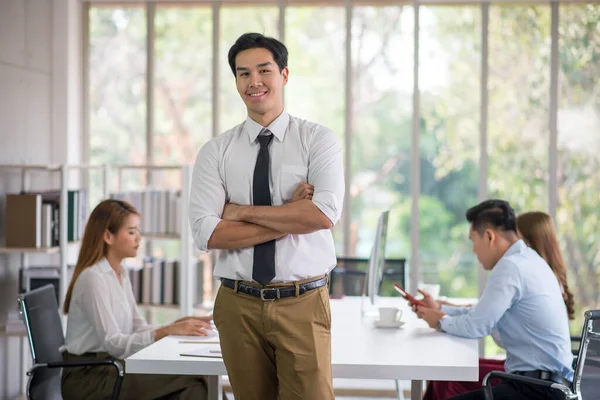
[513,370,572,387]
[220,276,328,301]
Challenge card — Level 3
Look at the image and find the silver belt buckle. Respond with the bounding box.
[260,288,279,301]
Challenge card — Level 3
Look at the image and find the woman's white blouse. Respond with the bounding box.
[61,258,155,359]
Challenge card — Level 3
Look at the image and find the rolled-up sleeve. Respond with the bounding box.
[189,140,226,251]
[441,304,471,316]
[308,128,345,225]
[440,260,521,338]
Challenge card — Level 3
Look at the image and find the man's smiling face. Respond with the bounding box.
[235,47,288,123]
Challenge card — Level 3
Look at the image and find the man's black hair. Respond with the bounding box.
[465,199,517,236]
[228,33,288,77]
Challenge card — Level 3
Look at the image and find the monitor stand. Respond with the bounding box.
[360,293,379,319]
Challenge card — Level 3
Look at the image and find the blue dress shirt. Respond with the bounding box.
[440,240,574,381]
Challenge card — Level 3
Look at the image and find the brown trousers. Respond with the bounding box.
[61,351,208,400]
[213,276,335,400]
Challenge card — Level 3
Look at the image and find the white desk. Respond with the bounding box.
[126,296,479,400]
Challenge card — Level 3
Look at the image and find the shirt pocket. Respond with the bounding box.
[279,164,309,203]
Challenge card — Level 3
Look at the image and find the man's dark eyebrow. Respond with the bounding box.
[236,62,273,72]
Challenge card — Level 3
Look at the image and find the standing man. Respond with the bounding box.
[413,199,573,400]
[189,33,344,400]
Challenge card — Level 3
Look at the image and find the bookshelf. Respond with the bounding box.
[0,163,107,396]
[0,247,61,255]
[0,163,108,311]
[114,164,194,318]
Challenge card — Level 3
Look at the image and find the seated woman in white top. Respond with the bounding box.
[61,199,212,400]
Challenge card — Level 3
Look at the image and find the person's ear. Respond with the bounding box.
[281,67,289,86]
[104,229,114,246]
[485,229,494,244]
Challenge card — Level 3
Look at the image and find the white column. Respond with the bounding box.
[478,2,490,358]
[342,0,352,256]
[409,0,420,295]
[478,3,489,297]
[52,0,83,167]
[549,2,559,220]
[212,1,220,139]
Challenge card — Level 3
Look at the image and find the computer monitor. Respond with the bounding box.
[362,210,390,307]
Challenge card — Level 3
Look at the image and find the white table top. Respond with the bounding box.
[127,296,479,382]
[330,296,478,381]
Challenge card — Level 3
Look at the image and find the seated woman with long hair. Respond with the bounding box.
[61,199,212,400]
[422,210,575,400]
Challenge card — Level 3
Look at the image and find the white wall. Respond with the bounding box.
[0,0,82,398]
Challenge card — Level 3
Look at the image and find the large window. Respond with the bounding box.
[418,6,481,297]
[350,5,413,267]
[154,6,213,166]
[488,6,550,212]
[89,6,146,191]
[88,2,600,328]
[557,4,600,328]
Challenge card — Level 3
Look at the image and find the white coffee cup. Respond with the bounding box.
[418,283,441,300]
[378,307,402,324]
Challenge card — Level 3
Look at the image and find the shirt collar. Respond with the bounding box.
[503,239,526,258]
[98,257,126,277]
[245,111,290,144]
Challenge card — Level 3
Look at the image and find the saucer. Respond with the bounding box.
[374,320,405,329]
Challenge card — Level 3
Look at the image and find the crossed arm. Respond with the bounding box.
[207,183,329,249]
[189,130,344,252]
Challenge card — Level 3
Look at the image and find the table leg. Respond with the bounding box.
[411,380,423,400]
[206,375,223,400]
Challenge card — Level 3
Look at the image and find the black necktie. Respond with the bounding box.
[252,131,276,285]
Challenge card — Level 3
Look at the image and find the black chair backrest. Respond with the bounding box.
[19,284,65,400]
[573,311,600,398]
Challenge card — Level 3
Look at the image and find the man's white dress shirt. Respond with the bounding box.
[62,258,155,359]
[189,112,345,282]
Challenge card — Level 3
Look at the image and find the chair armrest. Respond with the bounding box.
[584,310,600,319]
[47,359,124,375]
[482,371,571,400]
[29,359,124,400]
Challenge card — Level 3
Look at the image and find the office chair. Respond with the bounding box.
[482,310,600,400]
[19,284,124,400]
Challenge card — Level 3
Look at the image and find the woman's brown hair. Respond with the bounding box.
[63,199,139,314]
[517,211,575,320]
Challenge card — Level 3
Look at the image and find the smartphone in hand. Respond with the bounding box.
[393,283,424,307]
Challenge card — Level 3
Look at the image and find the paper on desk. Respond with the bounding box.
[180,346,223,358]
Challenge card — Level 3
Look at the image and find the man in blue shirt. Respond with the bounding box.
[414,199,573,400]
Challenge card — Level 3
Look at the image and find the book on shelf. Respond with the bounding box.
[5,193,42,248]
[111,190,181,236]
[4,190,88,248]
[125,257,180,307]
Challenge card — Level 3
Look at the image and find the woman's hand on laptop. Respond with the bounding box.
[175,315,213,324]
[155,318,214,340]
